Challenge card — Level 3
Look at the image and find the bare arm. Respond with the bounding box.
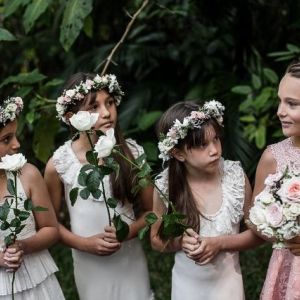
[150,189,182,252]
[44,158,120,255]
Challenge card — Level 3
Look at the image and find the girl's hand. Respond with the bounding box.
[182,228,200,254]
[83,233,121,256]
[286,236,300,255]
[190,236,222,265]
[2,243,24,272]
[103,225,119,243]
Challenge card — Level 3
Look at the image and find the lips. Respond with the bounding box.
[280,121,293,128]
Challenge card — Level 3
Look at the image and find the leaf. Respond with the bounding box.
[263,68,278,84]
[80,188,90,200]
[86,170,100,192]
[23,0,53,33]
[251,74,261,90]
[0,69,47,88]
[107,197,118,209]
[138,178,150,188]
[7,179,15,196]
[80,164,94,173]
[1,221,10,230]
[15,224,25,234]
[18,210,30,221]
[113,215,129,242]
[78,172,87,186]
[240,115,256,123]
[134,153,147,167]
[145,212,158,225]
[91,189,101,199]
[255,125,266,149]
[59,0,93,51]
[137,111,162,131]
[4,234,14,246]
[24,199,33,211]
[10,217,21,227]
[86,150,97,165]
[231,85,252,95]
[286,43,300,53]
[69,187,79,206]
[0,201,10,221]
[3,0,30,18]
[83,15,93,38]
[138,225,149,240]
[0,28,17,41]
[137,163,152,178]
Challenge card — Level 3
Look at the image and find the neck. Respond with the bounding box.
[77,131,98,149]
[186,167,220,184]
[292,136,300,148]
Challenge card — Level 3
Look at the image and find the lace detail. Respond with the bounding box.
[126,138,145,159]
[154,168,169,206]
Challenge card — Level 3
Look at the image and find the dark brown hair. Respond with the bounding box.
[63,72,140,211]
[285,61,300,78]
[157,101,223,233]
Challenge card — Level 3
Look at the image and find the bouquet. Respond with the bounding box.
[249,166,300,248]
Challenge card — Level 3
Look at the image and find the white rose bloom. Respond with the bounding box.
[258,191,276,205]
[0,153,27,171]
[249,205,266,226]
[260,226,274,238]
[66,89,76,98]
[69,111,99,131]
[94,128,116,158]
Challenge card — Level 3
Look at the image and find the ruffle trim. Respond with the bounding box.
[0,250,59,295]
[155,168,169,207]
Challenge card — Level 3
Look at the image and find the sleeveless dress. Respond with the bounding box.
[0,172,64,300]
[260,138,300,300]
[156,159,245,300]
[52,139,153,300]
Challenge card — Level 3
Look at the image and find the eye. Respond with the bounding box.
[0,136,12,144]
[107,98,115,107]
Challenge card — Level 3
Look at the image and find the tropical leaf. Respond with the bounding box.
[3,0,30,18]
[23,0,53,33]
[0,28,16,41]
[59,0,93,51]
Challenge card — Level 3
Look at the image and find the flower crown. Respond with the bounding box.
[56,74,124,123]
[158,100,225,162]
[0,97,23,126]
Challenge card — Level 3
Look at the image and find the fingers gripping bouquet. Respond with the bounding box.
[249,166,300,248]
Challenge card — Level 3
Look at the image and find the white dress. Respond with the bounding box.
[0,173,65,300]
[53,139,153,300]
[156,159,245,300]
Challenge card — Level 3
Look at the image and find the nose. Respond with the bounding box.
[100,105,110,118]
[11,136,20,152]
[208,143,218,156]
[277,102,286,118]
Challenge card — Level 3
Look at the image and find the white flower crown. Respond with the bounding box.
[0,97,23,126]
[158,100,225,162]
[56,74,124,123]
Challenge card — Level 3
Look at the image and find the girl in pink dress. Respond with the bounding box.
[252,62,300,300]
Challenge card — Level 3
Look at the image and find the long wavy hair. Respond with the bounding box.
[157,101,223,232]
[63,72,140,211]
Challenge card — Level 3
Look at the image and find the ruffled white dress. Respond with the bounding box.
[156,159,245,300]
[0,173,64,300]
[53,139,153,300]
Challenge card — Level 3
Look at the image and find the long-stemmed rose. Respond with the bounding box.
[69,111,99,131]
[0,153,47,300]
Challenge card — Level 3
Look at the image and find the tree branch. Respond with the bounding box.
[98,0,149,75]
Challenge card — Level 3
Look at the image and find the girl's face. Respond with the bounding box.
[175,125,222,175]
[81,90,117,133]
[0,120,20,158]
[277,74,300,138]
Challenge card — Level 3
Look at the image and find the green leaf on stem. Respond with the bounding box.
[160,212,188,239]
[18,211,31,221]
[15,224,25,234]
[95,130,104,137]
[131,184,142,196]
[7,179,15,195]
[80,164,95,173]
[137,163,152,178]
[98,165,113,176]
[138,178,150,188]
[138,225,149,240]
[91,189,102,199]
[4,234,14,246]
[78,172,88,186]
[107,197,118,209]
[1,221,10,230]
[86,170,100,192]
[33,206,48,212]
[0,201,10,221]
[145,212,158,225]
[80,188,90,199]
[135,153,147,167]
[70,187,79,206]
[10,218,21,227]
[113,215,129,242]
[24,199,33,211]
[86,150,97,165]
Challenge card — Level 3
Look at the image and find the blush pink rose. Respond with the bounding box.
[265,203,283,227]
[287,182,300,202]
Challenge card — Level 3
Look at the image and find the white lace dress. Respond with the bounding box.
[0,173,64,300]
[53,139,153,300]
[156,159,245,300]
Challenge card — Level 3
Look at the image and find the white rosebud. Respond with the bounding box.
[0,153,27,171]
[69,111,99,131]
[94,128,116,158]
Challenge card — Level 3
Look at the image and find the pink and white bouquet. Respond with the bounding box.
[249,167,300,248]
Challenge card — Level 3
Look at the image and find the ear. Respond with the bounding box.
[64,111,74,123]
[171,148,186,162]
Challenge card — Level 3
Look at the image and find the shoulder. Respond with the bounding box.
[126,138,145,159]
[256,147,277,175]
[223,159,244,177]
[53,140,72,160]
[21,163,42,180]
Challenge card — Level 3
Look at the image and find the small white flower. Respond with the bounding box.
[249,205,266,226]
[69,111,99,131]
[0,153,27,171]
[66,89,76,98]
[94,128,116,158]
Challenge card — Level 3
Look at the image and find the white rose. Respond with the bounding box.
[249,205,266,226]
[0,153,27,171]
[94,128,116,158]
[260,225,274,238]
[256,190,275,205]
[69,111,99,131]
[66,89,76,98]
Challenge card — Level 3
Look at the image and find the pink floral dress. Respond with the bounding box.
[260,138,300,300]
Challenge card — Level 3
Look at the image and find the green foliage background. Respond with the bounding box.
[1,0,300,299]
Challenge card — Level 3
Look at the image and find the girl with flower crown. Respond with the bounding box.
[44,72,153,300]
[150,101,263,300]
[0,97,64,299]
[250,62,300,300]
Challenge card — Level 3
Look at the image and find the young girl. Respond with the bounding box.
[150,101,262,300]
[251,62,300,300]
[44,73,153,300]
[0,97,64,299]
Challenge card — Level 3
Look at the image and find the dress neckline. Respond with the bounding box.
[287,137,300,153]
